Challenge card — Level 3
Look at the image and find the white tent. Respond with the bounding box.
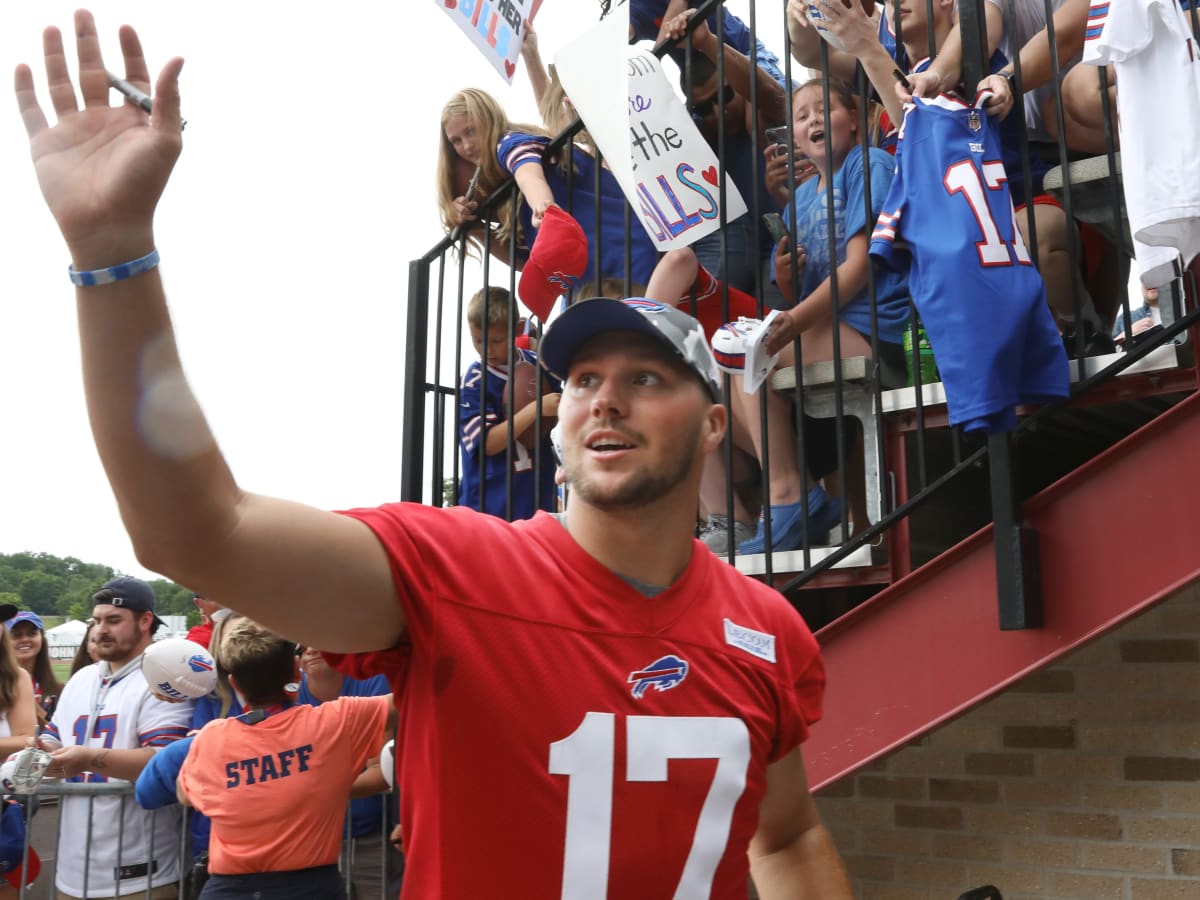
[46,619,87,645]
[46,619,89,659]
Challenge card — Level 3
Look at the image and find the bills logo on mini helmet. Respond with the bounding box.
[627,654,689,699]
[711,320,756,373]
[141,638,218,700]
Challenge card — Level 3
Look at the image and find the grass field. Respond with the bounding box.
[51,660,73,682]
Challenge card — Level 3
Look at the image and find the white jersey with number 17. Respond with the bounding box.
[46,661,192,898]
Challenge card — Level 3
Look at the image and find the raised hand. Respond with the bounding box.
[810,0,879,57]
[898,68,943,105]
[764,144,817,205]
[14,10,184,269]
[662,9,712,51]
[520,20,540,60]
[977,74,1015,120]
[451,196,479,226]
[787,0,813,32]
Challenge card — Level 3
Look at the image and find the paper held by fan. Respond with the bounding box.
[553,9,746,251]
[743,310,783,394]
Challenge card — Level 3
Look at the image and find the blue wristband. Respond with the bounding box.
[68,249,160,287]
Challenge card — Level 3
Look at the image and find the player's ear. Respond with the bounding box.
[701,400,727,455]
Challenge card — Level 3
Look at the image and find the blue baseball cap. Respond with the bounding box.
[4,612,43,633]
[0,798,41,888]
[539,297,723,400]
[95,577,165,629]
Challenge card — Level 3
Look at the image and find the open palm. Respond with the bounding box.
[14,10,183,266]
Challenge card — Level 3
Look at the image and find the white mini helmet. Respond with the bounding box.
[711,318,763,374]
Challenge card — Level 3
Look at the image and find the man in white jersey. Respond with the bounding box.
[41,577,192,899]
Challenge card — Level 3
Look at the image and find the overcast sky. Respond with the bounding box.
[0,2,782,582]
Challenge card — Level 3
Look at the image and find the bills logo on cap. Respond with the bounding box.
[548,271,581,294]
[623,298,667,314]
[188,655,214,674]
[627,654,689,699]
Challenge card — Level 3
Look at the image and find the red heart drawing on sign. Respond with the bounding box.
[444,0,457,7]
[505,59,517,78]
[702,166,719,185]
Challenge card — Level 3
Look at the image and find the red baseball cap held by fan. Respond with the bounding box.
[517,205,589,320]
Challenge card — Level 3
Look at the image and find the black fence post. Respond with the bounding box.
[401,258,431,504]
[957,0,987,101]
[988,432,1042,630]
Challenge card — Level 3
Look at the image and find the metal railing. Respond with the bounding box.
[9,780,397,899]
[404,0,1200,624]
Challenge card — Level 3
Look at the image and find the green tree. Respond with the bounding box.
[148,579,195,617]
[0,566,22,593]
[65,599,91,622]
[0,551,190,623]
[3,553,39,573]
[19,571,61,615]
[0,592,19,609]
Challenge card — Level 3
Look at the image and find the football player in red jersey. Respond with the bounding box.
[15,11,851,898]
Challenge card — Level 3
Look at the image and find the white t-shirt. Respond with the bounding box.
[984,0,1072,140]
[46,660,193,898]
[1083,0,1200,285]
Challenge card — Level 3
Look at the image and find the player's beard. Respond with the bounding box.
[564,419,701,511]
[94,631,142,668]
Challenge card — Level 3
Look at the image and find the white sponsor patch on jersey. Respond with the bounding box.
[723,619,776,663]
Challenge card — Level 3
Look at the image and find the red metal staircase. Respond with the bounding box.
[803,389,1200,789]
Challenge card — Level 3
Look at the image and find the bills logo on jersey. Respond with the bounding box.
[188,655,214,674]
[627,654,688,699]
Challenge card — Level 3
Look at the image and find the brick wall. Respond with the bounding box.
[815,581,1200,900]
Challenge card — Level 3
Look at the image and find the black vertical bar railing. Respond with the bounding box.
[398,0,1182,609]
[402,257,431,503]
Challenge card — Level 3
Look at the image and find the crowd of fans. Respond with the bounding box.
[0,581,399,899]
[0,3,1185,898]
[445,0,1160,558]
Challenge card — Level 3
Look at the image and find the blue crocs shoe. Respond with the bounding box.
[737,486,843,554]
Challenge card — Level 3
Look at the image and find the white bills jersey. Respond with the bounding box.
[46,660,192,898]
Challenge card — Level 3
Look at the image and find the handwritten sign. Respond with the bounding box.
[554,9,747,251]
[437,0,541,84]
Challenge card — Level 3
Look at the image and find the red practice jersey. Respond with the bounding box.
[335,504,825,899]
